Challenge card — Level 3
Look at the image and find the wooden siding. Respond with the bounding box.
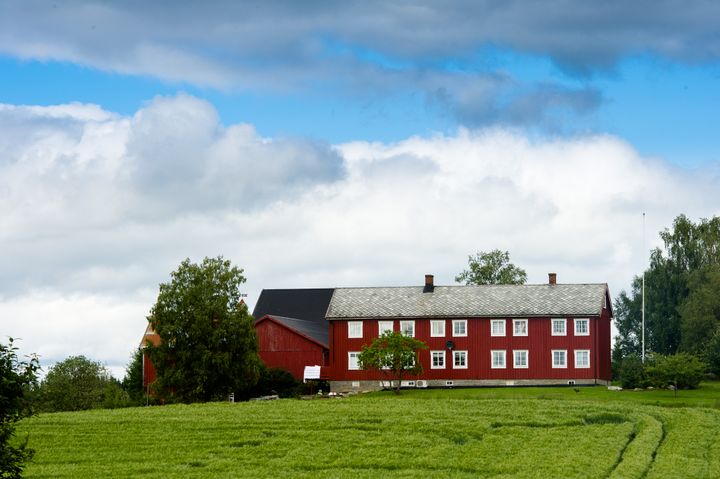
[256,319,328,380]
[327,310,612,383]
[141,332,160,389]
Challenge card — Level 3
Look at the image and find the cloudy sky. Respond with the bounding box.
[2,1,719,377]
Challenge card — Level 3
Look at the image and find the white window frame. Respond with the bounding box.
[431,350,446,369]
[452,319,467,337]
[348,321,363,339]
[575,350,591,369]
[551,318,567,336]
[513,350,528,369]
[348,351,361,370]
[430,320,446,337]
[552,350,567,368]
[453,350,468,369]
[378,321,393,336]
[574,318,590,336]
[491,350,506,369]
[400,320,415,337]
[513,319,528,337]
[491,319,506,337]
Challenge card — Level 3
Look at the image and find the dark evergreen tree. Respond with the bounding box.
[122,348,145,405]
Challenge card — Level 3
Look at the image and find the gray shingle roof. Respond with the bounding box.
[325,284,609,320]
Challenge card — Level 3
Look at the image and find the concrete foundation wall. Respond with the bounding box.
[330,378,610,392]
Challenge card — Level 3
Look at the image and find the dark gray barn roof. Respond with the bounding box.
[252,288,334,322]
[252,289,334,348]
[325,284,609,320]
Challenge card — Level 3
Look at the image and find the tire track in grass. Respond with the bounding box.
[609,412,665,479]
[639,415,666,479]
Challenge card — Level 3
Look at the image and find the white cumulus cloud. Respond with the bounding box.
[1,96,718,376]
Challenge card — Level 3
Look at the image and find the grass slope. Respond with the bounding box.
[17,383,720,478]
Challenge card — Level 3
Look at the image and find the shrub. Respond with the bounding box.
[253,367,300,398]
[1,339,39,479]
[619,354,646,389]
[645,353,706,389]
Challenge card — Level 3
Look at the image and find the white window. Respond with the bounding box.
[400,320,415,337]
[431,320,445,337]
[574,318,590,336]
[431,351,446,369]
[348,321,363,338]
[551,318,566,336]
[348,352,361,370]
[575,350,590,368]
[513,350,528,368]
[491,350,506,368]
[453,350,468,369]
[513,319,528,336]
[452,320,467,337]
[378,321,393,335]
[491,320,506,337]
[552,350,567,368]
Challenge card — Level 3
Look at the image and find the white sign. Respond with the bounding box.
[303,365,321,382]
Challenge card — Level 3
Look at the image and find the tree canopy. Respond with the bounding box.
[36,355,124,412]
[0,338,39,479]
[455,249,527,285]
[145,256,261,402]
[613,214,720,369]
[358,331,427,394]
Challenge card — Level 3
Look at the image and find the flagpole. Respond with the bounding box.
[642,212,645,362]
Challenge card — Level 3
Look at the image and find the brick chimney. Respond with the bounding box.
[423,274,435,293]
[548,273,557,285]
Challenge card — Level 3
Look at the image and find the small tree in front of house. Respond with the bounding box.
[358,331,427,394]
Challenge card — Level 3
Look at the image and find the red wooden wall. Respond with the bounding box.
[256,318,328,380]
[142,332,160,389]
[328,311,612,382]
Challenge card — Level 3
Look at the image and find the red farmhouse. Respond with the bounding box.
[323,274,612,391]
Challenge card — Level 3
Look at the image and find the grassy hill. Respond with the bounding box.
[17,383,720,478]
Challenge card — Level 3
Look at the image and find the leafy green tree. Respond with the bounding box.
[37,355,121,412]
[679,266,720,355]
[612,283,643,375]
[122,348,145,405]
[455,249,527,285]
[614,215,720,359]
[645,353,706,390]
[705,328,720,376]
[358,331,427,394]
[1,338,39,479]
[145,256,261,402]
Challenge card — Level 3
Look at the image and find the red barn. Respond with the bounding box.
[252,289,333,381]
[324,274,612,391]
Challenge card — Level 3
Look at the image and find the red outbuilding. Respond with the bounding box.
[251,289,333,381]
[254,315,329,380]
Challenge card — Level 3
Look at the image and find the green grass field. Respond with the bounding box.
[17,383,720,478]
